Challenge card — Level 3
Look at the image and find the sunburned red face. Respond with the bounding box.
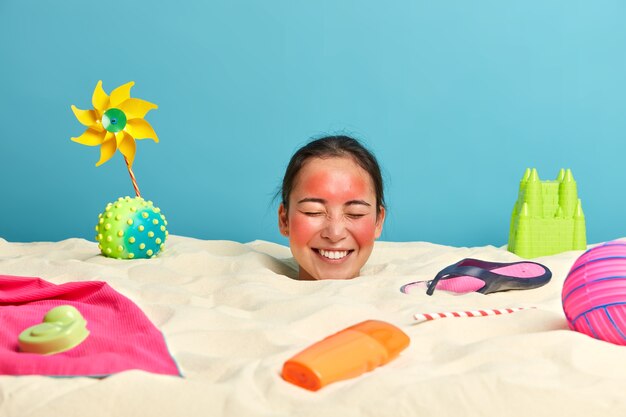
[278,156,385,280]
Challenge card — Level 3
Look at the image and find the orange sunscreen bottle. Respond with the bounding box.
[281,320,410,391]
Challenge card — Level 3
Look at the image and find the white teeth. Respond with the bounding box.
[319,249,349,260]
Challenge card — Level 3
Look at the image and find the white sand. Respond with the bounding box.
[1,235,625,417]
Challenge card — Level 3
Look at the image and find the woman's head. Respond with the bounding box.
[278,136,386,280]
[280,136,385,216]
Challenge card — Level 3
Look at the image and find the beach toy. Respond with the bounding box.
[18,305,89,355]
[562,241,626,346]
[281,320,409,391]
[508,168,586,258]
[95,196,168,259]
[413,307,535,322]
[71,81,167,259]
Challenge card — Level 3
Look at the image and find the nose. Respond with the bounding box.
[320,216,348,242]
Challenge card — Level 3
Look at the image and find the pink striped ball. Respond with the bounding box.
[562,241,626,345]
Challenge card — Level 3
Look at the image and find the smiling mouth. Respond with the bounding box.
[316,249,354,260]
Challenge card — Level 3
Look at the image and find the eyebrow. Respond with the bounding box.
[296,198,371,207]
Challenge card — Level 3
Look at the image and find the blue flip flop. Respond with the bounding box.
[401,258,552,295]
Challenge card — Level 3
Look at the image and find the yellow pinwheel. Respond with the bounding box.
[71,81,159,166]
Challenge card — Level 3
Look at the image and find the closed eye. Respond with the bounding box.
[346,213,367,219]
[302,211,324,216]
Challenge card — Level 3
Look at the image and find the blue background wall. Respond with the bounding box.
[1,1,625,247]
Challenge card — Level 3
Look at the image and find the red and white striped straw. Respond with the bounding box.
[413,307,535,322]
[124,157,141,198]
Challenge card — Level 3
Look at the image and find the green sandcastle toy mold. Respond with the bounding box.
[18,305,90,355]
[508,168,586,258]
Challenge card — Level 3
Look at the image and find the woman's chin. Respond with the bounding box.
[298,266,359,281]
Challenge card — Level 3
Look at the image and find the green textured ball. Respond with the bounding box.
[95,196,168,259]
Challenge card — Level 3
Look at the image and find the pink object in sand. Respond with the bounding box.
[562,241,626,346]
[413,307,535,322]
[401,259,551,295]
[0,275,180,377]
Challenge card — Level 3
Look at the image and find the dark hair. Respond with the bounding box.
[280,135,385,215]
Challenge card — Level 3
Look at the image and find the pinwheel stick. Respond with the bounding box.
[124,157,142,197]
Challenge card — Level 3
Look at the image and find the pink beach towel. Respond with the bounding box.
[0,275,180,377]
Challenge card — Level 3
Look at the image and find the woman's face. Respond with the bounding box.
[278,156,385,280]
